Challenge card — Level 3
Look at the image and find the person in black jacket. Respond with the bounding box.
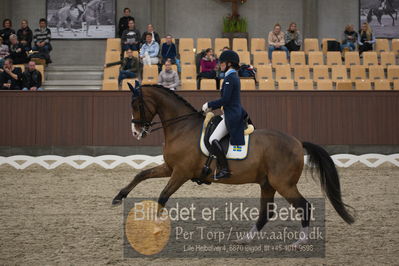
[0,19,15,47]
[118,8,135,38]
[7,34,28,64]
[0,58,23,90]
[17,19,33,51]
[22,61,43,91]
[121,20,141,51]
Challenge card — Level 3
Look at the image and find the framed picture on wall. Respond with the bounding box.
[47,0,116,39]
[360,0,399,38]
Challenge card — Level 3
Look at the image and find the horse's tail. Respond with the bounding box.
[367,8,373,23]
[302,142,355,224]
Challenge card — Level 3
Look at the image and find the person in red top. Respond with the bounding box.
[198,48,220,89]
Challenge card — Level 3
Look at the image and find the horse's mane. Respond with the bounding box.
[142,85,203,115]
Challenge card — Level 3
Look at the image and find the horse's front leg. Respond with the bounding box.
[112,163,172,205]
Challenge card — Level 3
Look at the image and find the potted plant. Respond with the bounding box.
[222,15,248,39]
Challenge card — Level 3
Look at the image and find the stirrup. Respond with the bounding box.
[214,169,231,180]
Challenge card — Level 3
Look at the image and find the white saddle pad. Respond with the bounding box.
[199,127,250,160]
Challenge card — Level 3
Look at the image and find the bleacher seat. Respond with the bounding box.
[326,52,342,65]
[103,65,119,80]
[355,80,372,90]
[350,65,367,81]
[369,65,386,80]
[179,38,194,53]
[380,52,396,67]
[317,80,333,90]
[375,39,390,54]
[253,51,269,66]
[387,65,399,81]
[106,38,121,52]
[297,79,314,90]
[102,79,118,90]
[272,51,288,66]
[256,65,273,81]
[345,51,360,66]
[237,51,250,65]
[105,51,120,64]
[304,38,319,54]
[278,80,295,90]
[197,38,212,53]
[142,65,159,85]
[240,79,256,90]
[313,65,329,80]
[233,38,248,52]
[201,79,217,90]
[215,38,230,55]
[181,79,197,90]
[363,52,378,66]
[308,52,324,66]
[394,80,399,90]
[331,65,348,81]
[290,51,306,66]
[275,65,292,80]
[294,65,310,81]
[322,38,336,55]
[180,52,195,65]
[250,38,266,53]
[336,81,353,90]
[121,78,138,91]
[258,79,275,90]
[392,39,399,55]
[374,79,391,90]
[181,65,197,80]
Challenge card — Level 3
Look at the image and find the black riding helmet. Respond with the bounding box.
[219,50,240,66]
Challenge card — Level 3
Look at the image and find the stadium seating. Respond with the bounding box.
[363,52,378,66]
[200,79,217,90]
[304,38,319,54]
[394,80,399,90]
[102,79,118,90]
[290,51,306,66]
[197,38,212,53]
[278,80,295,90]
[181,65,197,80]
[392,39,399,55]
[252,51,269,66]
[313,65,329,80]
[272,51,288,66]
[387,65,399,81]
[237,51,251,65]
[180,52,195,65]
[258,79,275,90]
[103,65,119,80]
[275,65,292,80]
[326,52,342,66]
[214,38,230,55]
[375,39,390,54]
[294,65,310,81]
[179,38,194,53]
[321,38,336,55]
[345,52,360,66]
[105,51,120,64]
[355,80,372,90]
[256,65,273,81]
[331,65,349,81]
[380,52,396,66]
[233,38,248,52]
[350,65,367,81]
[368,65,386,80]
[297,79,314,90]
[240,79,256,90]
[250,38,266,53]
[308,52,324,66]
[316,80,333,90]
[181,79,197,90]
[374,79,391,90]
[142,65,159,85]
[106,38,121,52]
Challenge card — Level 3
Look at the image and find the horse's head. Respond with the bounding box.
[128,81,157,140]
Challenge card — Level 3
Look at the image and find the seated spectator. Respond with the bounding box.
[285,22,302,52]
[141,24,160,45]
[358,22,375,54]
[22,61,43,91]
[158,59,179,90]
[0,19,15,46]
[0,37,10,68]
[140,33,159,65]
[17,19,33,51]
[268,23,289,61]
[104,49,139,85]
[33,18,52,64]
[198,48,219,89]
[121,19,141,52]
[161,35,178,64]
[7,34,28,64]
[341,24,357,52]
[118,7,135,38]
[0,58,23,90]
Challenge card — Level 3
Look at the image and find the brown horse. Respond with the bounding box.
[112,84,354,244]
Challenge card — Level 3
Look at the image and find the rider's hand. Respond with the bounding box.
[202,102,211,113]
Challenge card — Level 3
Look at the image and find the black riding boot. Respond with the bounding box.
[211,140,230,179]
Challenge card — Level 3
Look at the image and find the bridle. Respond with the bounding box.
[130,83,201,136]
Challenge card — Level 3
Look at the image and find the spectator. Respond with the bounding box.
[104,49,139,85]
[0,19,15,47]
[141,24,160,45]
[0,37,9,68]
[158,59,179,90]
[358,22,375,54]
[7,34,28,64]
[161,35,177,64]
[121,19,141,51]
[268,23,289,61]
[22,61,43,91]
[33,18,52,64]
[0,58,23,90]
[140,33,159,65]
[341,24,357,52]
[17,19,33,51]
[285,22,302,52]
[198,48,219,89]
[118,7,135,38]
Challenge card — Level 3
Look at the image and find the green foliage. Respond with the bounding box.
[223,16,248,33]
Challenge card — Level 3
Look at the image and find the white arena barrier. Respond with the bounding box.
[0,154,398,170]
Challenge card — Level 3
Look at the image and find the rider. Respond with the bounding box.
[71,0,86,20]
[202,50,247,180]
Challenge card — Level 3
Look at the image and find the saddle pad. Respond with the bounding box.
[199,125,250,160]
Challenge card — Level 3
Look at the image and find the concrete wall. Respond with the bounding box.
[1,0,360,65]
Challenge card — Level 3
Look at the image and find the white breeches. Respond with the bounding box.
[142,52,159,65]
[209,115,228,143]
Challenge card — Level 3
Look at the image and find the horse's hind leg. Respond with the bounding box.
[112,163,172,205]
